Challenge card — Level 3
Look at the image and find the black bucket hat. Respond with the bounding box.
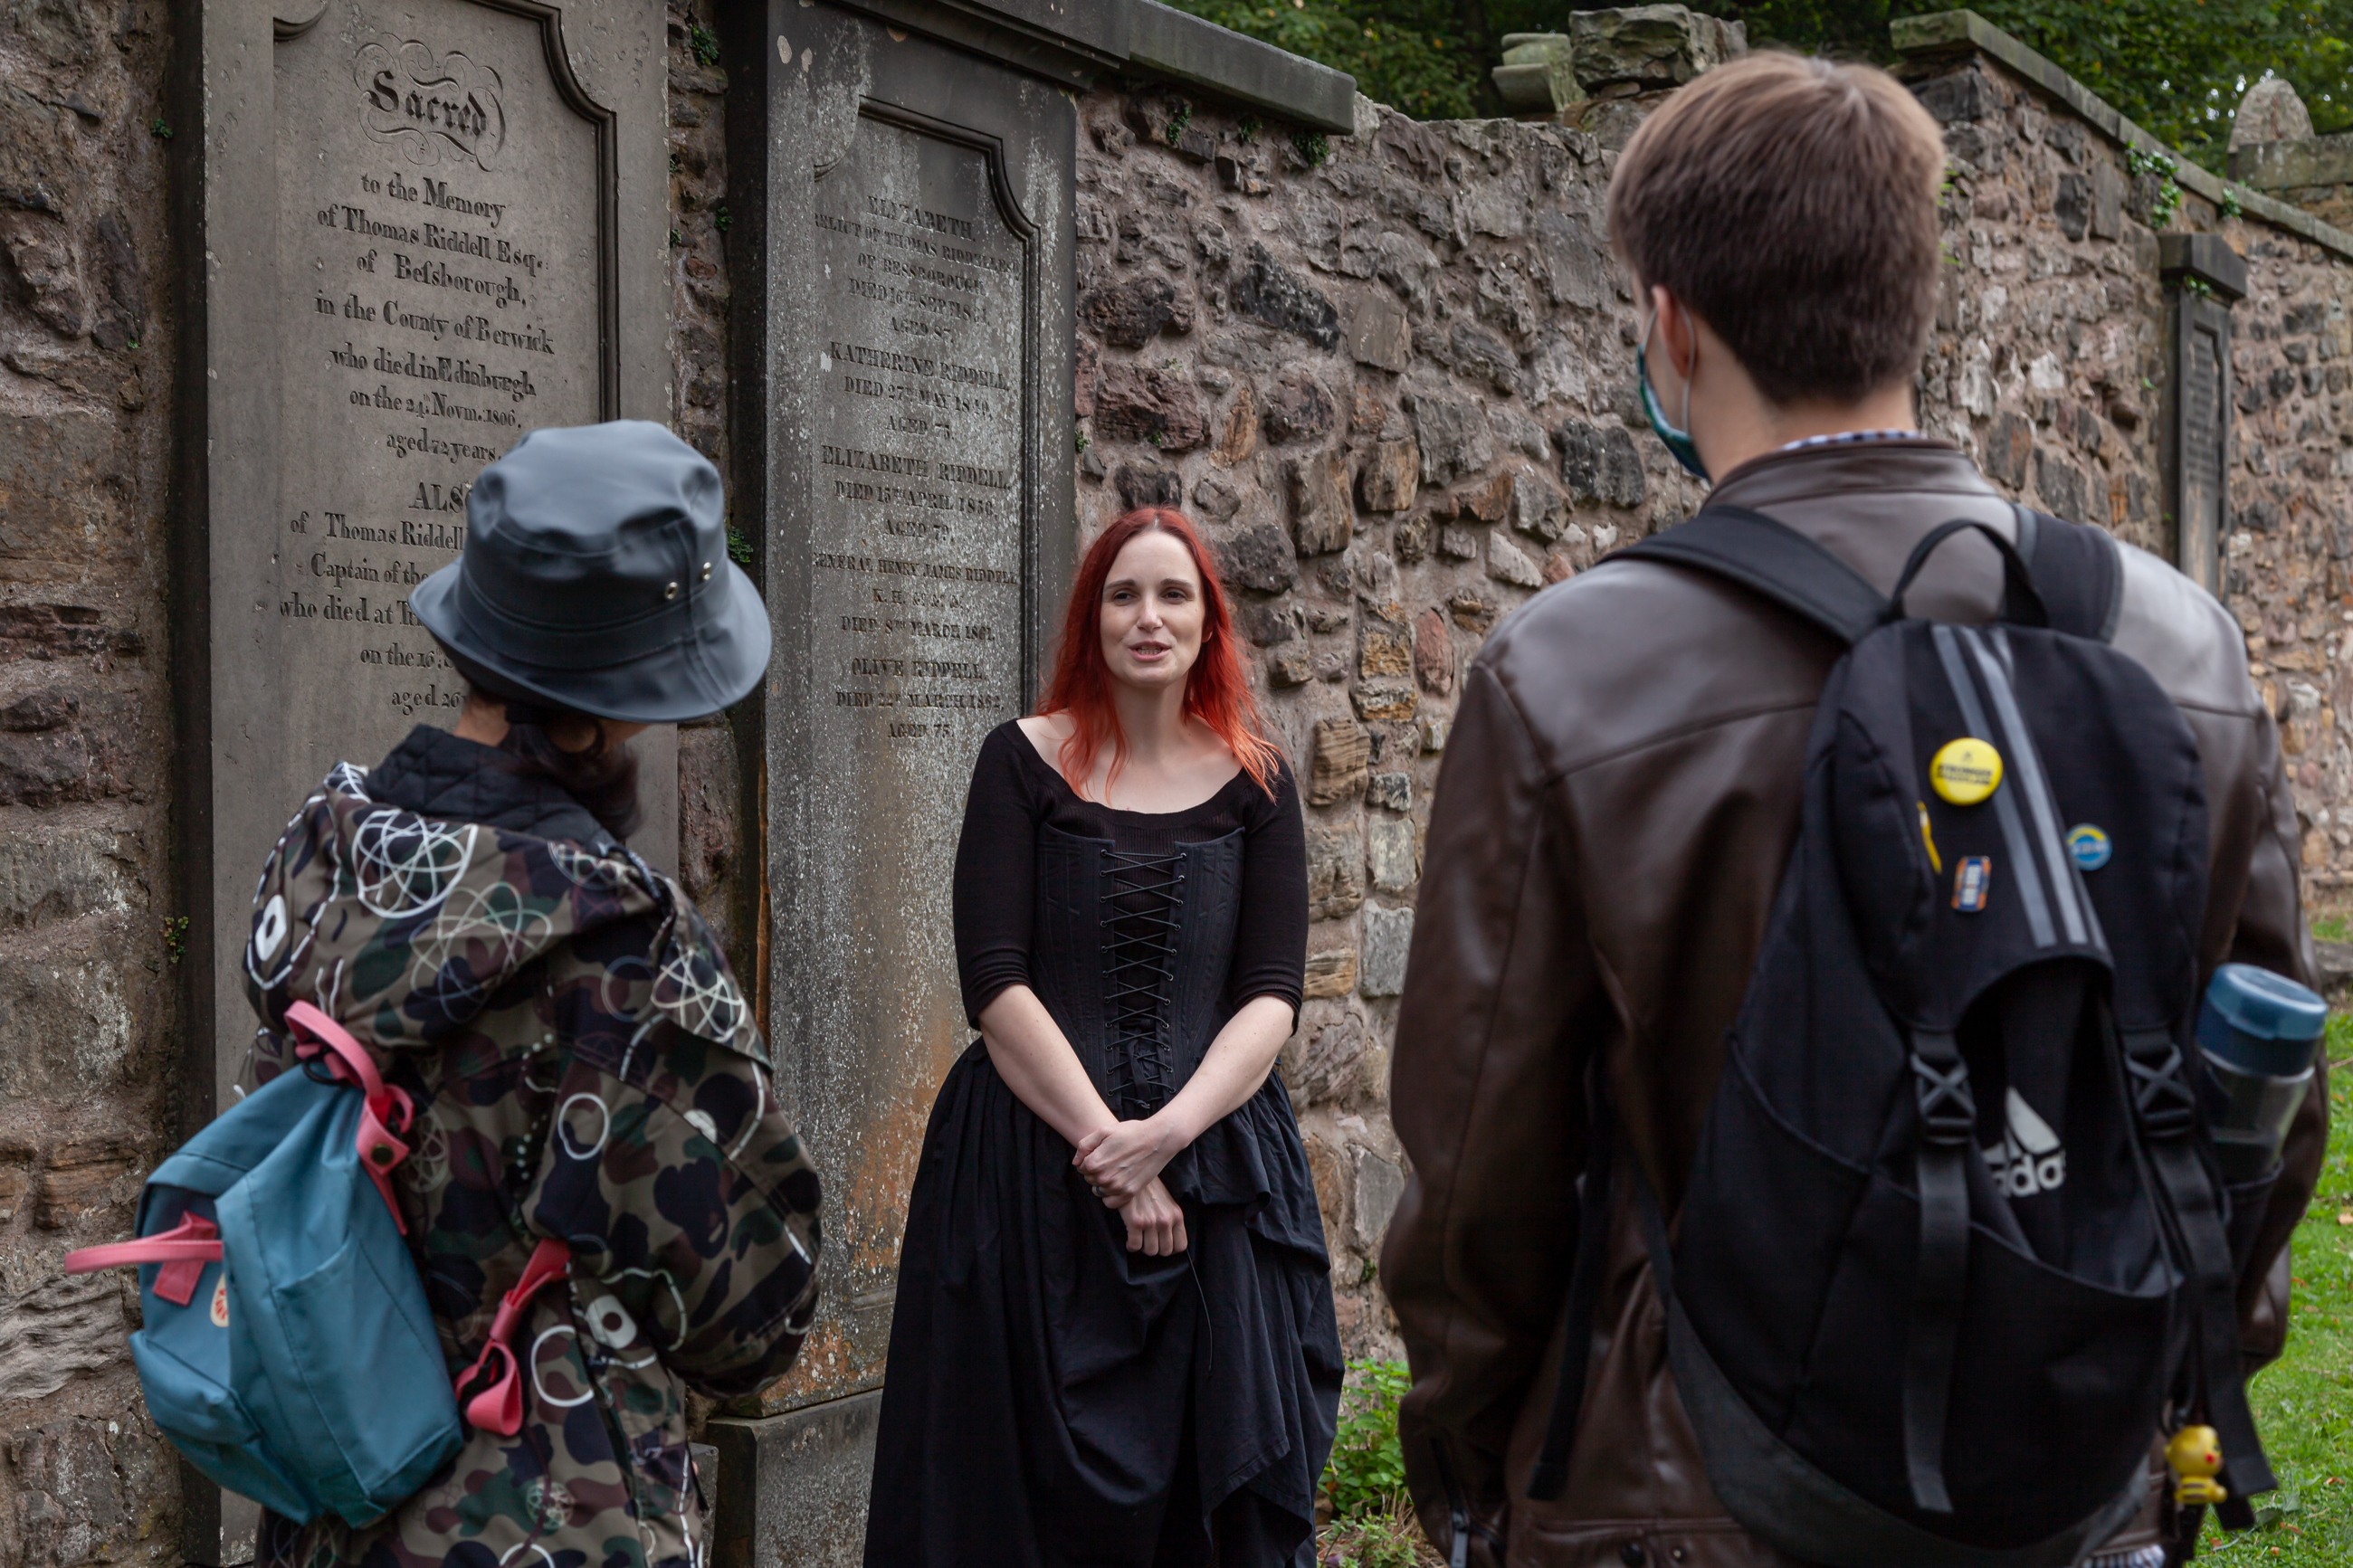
[410,421,769,723]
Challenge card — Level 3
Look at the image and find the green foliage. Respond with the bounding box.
[2326,1007,2353,1062]
[1319,1497,1435,1568]
[148,117,172,140]
[1951,1,2353,173]
[1293,129,1333,166]
[1324,1359,1413,1521]
[2127,146,2184,228]
[2194,1057,2353,1561]
[726,526,753,567]
[1165,2,1488,119]
[1236,113,1263,145]
[163,915,188,965]
[1167,0,2353,182]
[1167,98,1196,141]
[689,24,719,67]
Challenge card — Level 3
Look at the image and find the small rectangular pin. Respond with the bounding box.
[1953,855,1993,913]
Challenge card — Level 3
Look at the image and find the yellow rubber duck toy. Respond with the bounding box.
[2167,1425,2228,1507]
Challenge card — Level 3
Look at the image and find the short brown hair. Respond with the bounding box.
[1607,52,1948,406]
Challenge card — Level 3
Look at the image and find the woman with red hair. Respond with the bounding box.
[866,508,1341,1567]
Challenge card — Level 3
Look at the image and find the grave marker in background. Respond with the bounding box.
[2160,233,2247,594]
[177,3,670,1554]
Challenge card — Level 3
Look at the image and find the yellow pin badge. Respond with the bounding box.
[1929,737,2003,806]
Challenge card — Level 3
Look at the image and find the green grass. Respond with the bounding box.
[2199,1024,2353,1560]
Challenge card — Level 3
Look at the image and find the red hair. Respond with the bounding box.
[1042,508,1283,800]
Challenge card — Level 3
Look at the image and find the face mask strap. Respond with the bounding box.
[1637,304,1710,482]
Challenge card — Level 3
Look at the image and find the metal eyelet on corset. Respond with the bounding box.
[663,581,681,600]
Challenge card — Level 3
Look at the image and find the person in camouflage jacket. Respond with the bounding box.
[239,422,819,1568]
[242,741,821,1568]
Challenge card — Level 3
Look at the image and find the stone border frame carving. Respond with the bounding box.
[729,0,1079,1419]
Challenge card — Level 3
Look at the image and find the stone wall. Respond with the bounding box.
[1068,14,2353,1354]
[664,1,754,978]
[0,1,186,1562]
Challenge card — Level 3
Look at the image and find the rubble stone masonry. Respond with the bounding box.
[9,3,2353,1554]
[0,1,184,1560]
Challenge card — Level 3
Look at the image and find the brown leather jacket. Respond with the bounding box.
[1382,440,2325,1568]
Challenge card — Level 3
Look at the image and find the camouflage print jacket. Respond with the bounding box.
[241,727,823,1568]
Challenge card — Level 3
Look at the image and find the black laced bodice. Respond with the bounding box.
[952,723,1309,1111]
[1102,850,1186,1116]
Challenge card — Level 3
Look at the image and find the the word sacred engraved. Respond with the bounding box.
[811,125,1023,739]
[273,6,595,754]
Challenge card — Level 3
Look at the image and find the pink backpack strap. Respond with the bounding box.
[64,1213,223,1306]
[283,1001,416,1234]
[452,1236,574,1435]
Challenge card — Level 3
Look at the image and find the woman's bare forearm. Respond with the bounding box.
[1155,993,1294,1145]
[977,984,1120,1149]
[1071,994,1295,1202]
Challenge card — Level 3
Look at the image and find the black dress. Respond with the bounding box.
[864,724,1343,1568]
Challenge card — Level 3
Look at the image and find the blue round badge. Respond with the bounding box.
[2066,823,2112,872]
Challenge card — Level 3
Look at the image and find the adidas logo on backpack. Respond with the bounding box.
[1526,507,2281,1568]
[1982,1088,2065,1198]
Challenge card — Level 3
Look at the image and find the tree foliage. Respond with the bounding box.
[1169,0,2353,173]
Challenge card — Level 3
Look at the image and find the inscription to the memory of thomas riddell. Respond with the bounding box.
[272,7,602,757]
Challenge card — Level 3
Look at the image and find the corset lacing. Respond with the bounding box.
[1100,849,1185,1117]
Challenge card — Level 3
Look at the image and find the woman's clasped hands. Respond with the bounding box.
[1074,1115,1191,1258]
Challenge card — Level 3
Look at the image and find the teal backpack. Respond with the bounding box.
[65,1002,567,1525]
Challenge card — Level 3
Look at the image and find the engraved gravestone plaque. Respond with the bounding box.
[2160,234,2245,594]
[2175,305,2230,592]
[179,9,670,1549]
[185,0,670,1158]
[272,12,605,751]
[182,8,666,1560]
[738,6,1076,1420]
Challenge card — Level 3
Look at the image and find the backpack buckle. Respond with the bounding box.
[2123,1031,2198,1138]
[1910,1032,1977,1146]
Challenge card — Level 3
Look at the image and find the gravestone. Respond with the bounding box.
[731,0,1084,1428]
[714,4,1351,1562]
[2159,234,2247,594]
[177,2,670,1558]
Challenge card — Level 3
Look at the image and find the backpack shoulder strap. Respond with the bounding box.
[1622,504,2125,646]
[1613,505,1886,646]
[2012,504,2124,644]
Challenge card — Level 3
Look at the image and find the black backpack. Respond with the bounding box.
[1526,506,2278,1566]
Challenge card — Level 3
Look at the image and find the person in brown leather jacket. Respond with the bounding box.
[1381,52,2323,1568]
